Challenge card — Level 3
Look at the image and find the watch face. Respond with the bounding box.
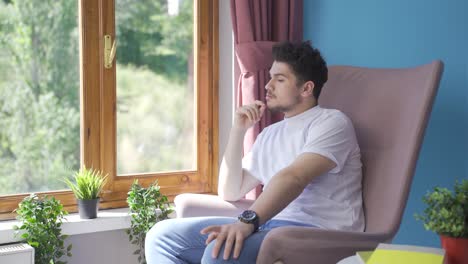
[242,210,256,221]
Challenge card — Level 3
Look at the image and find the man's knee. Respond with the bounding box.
[201,241,244,264]
[201,242,226,264]
[200,229,268,264]
[145,219,174,247]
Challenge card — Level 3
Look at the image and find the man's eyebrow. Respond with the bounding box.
[269,73,287,78]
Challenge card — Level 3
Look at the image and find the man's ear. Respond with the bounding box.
[301,81,315,97]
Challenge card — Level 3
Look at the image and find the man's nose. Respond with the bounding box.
[265,79,272,90]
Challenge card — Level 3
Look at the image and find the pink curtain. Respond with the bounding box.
[230,0,303,198]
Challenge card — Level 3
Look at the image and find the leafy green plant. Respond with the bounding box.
[13,194,72,264]
[64,166,107,200]
[415,179,468,238]
[126,180,173,264]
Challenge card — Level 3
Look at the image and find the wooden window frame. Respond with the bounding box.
[0,0,218,220]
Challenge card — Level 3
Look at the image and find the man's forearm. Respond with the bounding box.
[249,169,306,225]
[248,153,335,225]
[218,127,247,200]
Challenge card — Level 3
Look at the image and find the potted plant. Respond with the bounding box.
[64,166,107,219]
[415,179,467,264]
[126,180,173,264]
[14,194,72,264]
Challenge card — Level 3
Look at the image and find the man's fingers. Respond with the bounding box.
[253,100,265,108]
[236,101,266,126]
[244,107,257,122]
[200,225,220,234]
[244,105,262,121]
[238,107,254,122]
[246,107,260,121]
[259,103,266,115]
[223,233,236,260]
[206,223,252,260]
[253,100,266,119]
[211,232,227,259]
[205,232,218,245]
[233,232,245,259]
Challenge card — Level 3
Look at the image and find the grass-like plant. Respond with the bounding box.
[415,179,467,238]
[64,167,107,200]
[126,180,173,264]
[14,194,72,264]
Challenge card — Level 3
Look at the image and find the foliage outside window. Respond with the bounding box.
[116,0,196,174]
[0,0,80,195]
[0,0,218,220]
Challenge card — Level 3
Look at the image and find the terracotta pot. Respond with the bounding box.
[440,235,468,264]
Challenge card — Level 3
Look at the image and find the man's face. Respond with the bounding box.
[265,61,304,115]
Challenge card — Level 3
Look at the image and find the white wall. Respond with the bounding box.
[64,2,233,263]
[65,230,137,264]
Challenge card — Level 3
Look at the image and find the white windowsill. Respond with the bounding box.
[0,208,132,245]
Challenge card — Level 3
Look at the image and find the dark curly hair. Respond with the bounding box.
[272,41,328,100]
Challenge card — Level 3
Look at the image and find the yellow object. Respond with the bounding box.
[367,244,444,264]
[355,251,373,263]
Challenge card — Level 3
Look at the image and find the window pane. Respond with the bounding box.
[116,0,195,174]
[0,1,80,195]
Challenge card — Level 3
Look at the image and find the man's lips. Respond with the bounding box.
[266,94,274,100]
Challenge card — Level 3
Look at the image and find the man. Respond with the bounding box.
[145,41,364,264]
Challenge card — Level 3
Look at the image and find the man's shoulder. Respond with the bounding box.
[316,107,352,127]
[318,106,346,118]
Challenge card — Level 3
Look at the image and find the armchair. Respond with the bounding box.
[175,61,444,264]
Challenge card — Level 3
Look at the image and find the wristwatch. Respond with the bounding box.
[238,210,260,232]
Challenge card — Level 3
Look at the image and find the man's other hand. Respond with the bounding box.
[234,100,266,131]
[200,221,255,260]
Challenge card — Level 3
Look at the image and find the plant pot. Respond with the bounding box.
[77,198,100,219]
[440,235,468,264]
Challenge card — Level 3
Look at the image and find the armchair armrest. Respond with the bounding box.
[174,193,254,218]
[257,227,391,264]
[174,194,393,264]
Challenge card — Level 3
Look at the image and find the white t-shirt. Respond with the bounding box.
[242,105,365,232]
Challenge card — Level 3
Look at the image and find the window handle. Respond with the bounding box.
[104,35,116,69]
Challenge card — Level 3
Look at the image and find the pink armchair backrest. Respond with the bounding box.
[174,61,444,264]
[319,61,444,236]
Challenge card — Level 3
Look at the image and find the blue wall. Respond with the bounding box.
[304,0,468,247]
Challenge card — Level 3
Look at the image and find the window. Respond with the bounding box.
[115,0,196,174]
[0,0,218,220]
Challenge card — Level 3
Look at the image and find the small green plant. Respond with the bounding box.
[13,194,72,264]
[64,166,107,200]
[126,180,173,264]
[415,179,468,238]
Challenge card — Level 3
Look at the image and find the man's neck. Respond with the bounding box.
[284,101,318,118]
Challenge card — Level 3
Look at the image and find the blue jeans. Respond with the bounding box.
[145,217,314,264]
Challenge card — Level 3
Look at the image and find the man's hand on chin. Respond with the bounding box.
[200,221,255,260]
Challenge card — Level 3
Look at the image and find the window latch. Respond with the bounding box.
[104,35,116,69]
